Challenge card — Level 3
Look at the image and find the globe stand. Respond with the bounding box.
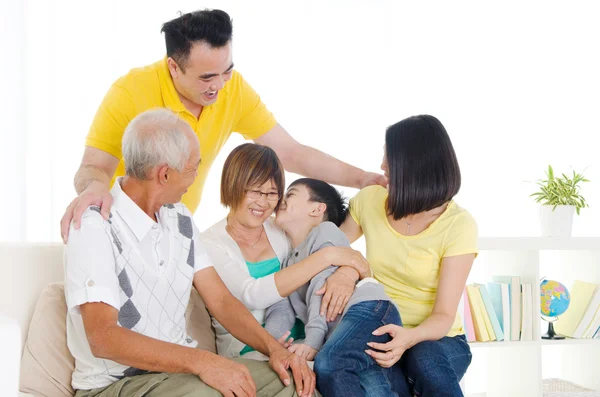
[542,321,565,340]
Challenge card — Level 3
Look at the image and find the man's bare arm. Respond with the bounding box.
[80,302,209,374]
[61,147,119,241]
[255,124,387,189]
[74,147,119,194]
[80,301,257,396]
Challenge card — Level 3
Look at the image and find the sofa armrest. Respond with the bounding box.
[0,315,21,397]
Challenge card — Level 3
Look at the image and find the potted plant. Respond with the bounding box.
[530,166,589,237]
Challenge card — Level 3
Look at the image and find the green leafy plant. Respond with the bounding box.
[531,165,590,215]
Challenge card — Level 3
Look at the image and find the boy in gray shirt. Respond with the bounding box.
[266,178,402,397]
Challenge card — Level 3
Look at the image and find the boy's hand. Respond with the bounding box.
[268,347,316,397]
[288,343,318,361]
[277,331,294,348]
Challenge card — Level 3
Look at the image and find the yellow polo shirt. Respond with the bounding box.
[86,58,277,213]
[349,186,478,336]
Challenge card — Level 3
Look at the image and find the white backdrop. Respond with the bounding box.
[1,0,599,242]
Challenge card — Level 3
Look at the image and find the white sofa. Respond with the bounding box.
[0,243,64,397]
[0,242,216,397]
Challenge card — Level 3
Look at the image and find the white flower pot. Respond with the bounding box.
[539,205,575,237]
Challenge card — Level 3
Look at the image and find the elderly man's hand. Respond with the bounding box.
[196,354,256,397]
[60,181,113,243]
[268,347,316,397]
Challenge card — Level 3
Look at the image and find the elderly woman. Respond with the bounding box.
[201,143,369,359]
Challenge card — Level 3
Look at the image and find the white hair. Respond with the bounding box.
[122,108,192,180]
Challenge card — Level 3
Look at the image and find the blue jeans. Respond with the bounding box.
[315,300,402,397]
[315,300,472,397]
[388,333,472,397]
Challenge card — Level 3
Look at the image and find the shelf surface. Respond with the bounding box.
[479,237,600,251]
[468,338,600,348]
[541,338,600,346]
[469,340,540,348]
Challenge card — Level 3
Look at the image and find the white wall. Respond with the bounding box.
[0,1,26,241]
[1,0,599,241]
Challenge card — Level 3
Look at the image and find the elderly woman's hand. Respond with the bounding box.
[315,267,358,322]
[321,246,371,279]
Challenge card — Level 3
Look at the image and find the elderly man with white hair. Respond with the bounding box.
[64,108,316,397]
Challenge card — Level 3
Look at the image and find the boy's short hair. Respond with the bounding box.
[289,178,348,227]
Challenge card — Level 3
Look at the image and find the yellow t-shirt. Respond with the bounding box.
[85,58,277,213]
[349,185,478,336]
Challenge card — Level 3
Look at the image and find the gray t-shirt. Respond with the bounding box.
[264,221,391,351]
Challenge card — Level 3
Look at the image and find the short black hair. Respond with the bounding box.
[385,115,461,220]
[161,9,233,72]
[289,178,348,227]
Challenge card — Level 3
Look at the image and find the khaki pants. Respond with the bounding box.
[75,358,319,397]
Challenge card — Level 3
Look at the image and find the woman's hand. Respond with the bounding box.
[321,246,371,279]
[365,324,416,368]
[315,267,357,322]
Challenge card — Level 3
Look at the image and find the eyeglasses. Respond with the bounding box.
[245,189,280,201]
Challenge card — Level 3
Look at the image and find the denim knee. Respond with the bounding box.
[401,338,471,395]
[314,349,333,377]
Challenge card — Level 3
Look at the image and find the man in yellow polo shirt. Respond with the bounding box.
[61,9,385,241]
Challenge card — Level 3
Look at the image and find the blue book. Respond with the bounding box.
[487,282,504,331]
[492,275,520,341]
[475,283,505,341]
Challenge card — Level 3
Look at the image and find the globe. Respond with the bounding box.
[540,279,570,339]
[540,280,570,318]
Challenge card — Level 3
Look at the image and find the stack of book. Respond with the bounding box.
[554,280,600,339]
[462,276,534,342]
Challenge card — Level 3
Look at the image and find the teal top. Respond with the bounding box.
[240,257,305,356]
[245,257,281,279]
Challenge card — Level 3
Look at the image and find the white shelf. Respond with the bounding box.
[541,338,600,346]
[463,238,600,397]
[479,237,600,251]
[469,339,600,348]
[469,340,540,348]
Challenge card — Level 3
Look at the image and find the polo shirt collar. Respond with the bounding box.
[157,57,187,114]
[111,177,157,242]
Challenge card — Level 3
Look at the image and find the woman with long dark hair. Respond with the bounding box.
[317,115,477,397]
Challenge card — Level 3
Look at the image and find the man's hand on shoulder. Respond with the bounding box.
[62,146,119,243]
[61,180,113,243]
[360,172,388,189]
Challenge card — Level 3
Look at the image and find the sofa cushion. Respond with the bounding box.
[186,288,217,354]
[20,283,216,396]
[19,283,74,397]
